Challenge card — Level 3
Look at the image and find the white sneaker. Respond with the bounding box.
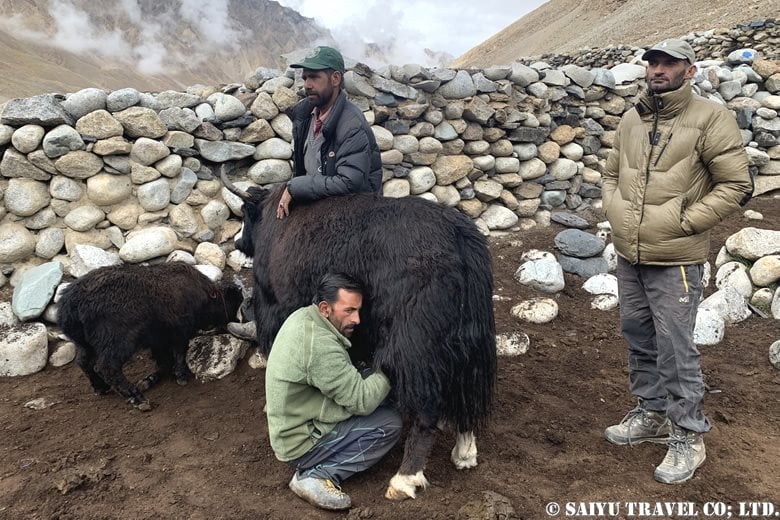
[654,425,706,484]
[605,405,671,446]
[289,472,351,510]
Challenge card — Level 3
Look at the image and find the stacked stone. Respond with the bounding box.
[518,19,779,69]
[0,23,778,271]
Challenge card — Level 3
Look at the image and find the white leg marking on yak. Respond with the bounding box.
[451,431,478,469]
[384,471,429,500]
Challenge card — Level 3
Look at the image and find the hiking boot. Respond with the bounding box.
[289,472,351,510]
[604,405,671,446]
[227,320,256,341]
[654,424,706,484]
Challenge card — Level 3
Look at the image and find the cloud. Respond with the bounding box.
[276,0,547,65]
[0,0,247,76]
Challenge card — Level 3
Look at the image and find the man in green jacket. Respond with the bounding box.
[265,273,401,510]
[602,39,753,484]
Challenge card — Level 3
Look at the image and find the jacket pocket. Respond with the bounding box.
[679,196,694,236]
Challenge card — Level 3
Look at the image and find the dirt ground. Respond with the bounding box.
[1,196,778,520]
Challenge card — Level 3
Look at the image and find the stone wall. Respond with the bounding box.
[0,22,779,274]
[516,19,780,68]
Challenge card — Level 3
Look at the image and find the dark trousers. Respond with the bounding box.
[288,406,402,485]
[617,257,710,433]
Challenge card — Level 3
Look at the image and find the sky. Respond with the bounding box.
[0,0,548,73]
[278,0,548,64]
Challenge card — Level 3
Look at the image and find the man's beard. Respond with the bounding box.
[647,73,687,94]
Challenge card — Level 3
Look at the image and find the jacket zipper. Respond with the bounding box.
[653,133,673,166]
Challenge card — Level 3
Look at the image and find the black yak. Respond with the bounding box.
[57,262,243,411]
[223,173,496,500]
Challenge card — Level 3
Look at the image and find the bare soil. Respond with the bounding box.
[1,197,778,520]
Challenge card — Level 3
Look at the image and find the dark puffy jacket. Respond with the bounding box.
[603,83,753,265]
[287,89,382,202]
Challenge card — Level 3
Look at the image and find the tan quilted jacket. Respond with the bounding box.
[603,83,752,265]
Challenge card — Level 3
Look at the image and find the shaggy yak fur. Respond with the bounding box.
[57,262,243,410]
[225,177,496,499]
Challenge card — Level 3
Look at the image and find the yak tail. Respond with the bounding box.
[444,217,497,433]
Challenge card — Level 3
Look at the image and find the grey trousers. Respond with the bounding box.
[288,406,403,485]
[617,257,711,433]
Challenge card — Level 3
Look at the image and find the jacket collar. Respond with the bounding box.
[305,304,352,350]
[290,89,347,139]
[637,83,693,119]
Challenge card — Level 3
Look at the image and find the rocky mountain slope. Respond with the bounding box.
[0,0,333,102]
[454,0,780,67]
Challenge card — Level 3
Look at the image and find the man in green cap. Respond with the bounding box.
[275,45,382,219]
[602,38,752,484]
[227,46,383,341]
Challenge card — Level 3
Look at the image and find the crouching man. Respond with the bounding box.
[265,273,401,510]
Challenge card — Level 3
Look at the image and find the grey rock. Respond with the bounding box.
[137,178,171,211]
[0,223,37,263]
[5,178,51,217]
[69,244,121,278]
[42,124,85,158]
[508,63,539,87]
[119,227,178,263]
[155,91,202,109]
[559,255,609,278]
[12,262,63,320]
[554,229,605,258]
[551,212,590,229]
[64,204,105,232]
[106,88,141,112]
[439,70,477,99]
[187,334,248,382]
[1,95,75,127]
[35,228,65,259]
[195,139,255,162]
[344,71,378,98]
[63,88,107,119]
[159,107,201,133]
[1,148,51,180]
[170,167,199,204]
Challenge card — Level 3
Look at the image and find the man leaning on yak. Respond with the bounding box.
[265,272,401,511]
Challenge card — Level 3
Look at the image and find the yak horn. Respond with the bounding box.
[220,164,249,201]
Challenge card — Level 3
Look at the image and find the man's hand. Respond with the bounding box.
[276,188,293,219]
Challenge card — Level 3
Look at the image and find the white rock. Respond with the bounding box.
[167,251,196,265]
[35,228,65,259]
[693,308,725,346]
[749,255,780,287]
[750,287,774,309]
[770,340,780,370]
[137,178,171,212]
[582,273,618,296]
[514,257,565,293]
[208,93,246,121]
[602,243,618,272]
[511,298,558,323]
[194,264,223,282]
[772,287,780,320]
[49,341,76,367]
[725,227,780,260]
[698,286,751,325]
[0,302,21,328]
[119,227,178,263]
[481,205,519,230]
[194,242,226,270]
[744,209,763,220]
[591,294,619,311]
[496,332,530,356]
[715,261,753,298]
[63,204,105,232]
[715,245,733,268]
[70,244,122,278]
[186,334,248,382]
[201,200,230,230]
[0,323,49,376]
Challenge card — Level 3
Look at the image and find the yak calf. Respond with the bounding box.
[58,262,243,410]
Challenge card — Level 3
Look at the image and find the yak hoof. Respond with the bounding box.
[385,472,428,500]
[451,432,478,469]
[136,401,152,412]
[175,378,188,387]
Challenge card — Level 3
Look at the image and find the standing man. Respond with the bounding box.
[265,273,401,510]
[276,45,383,219]
[602,39,752,484]
[228,46,382,340]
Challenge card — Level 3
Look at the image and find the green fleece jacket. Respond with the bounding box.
[265,305,391,461]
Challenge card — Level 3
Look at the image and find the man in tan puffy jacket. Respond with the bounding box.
[602,38,753,485]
